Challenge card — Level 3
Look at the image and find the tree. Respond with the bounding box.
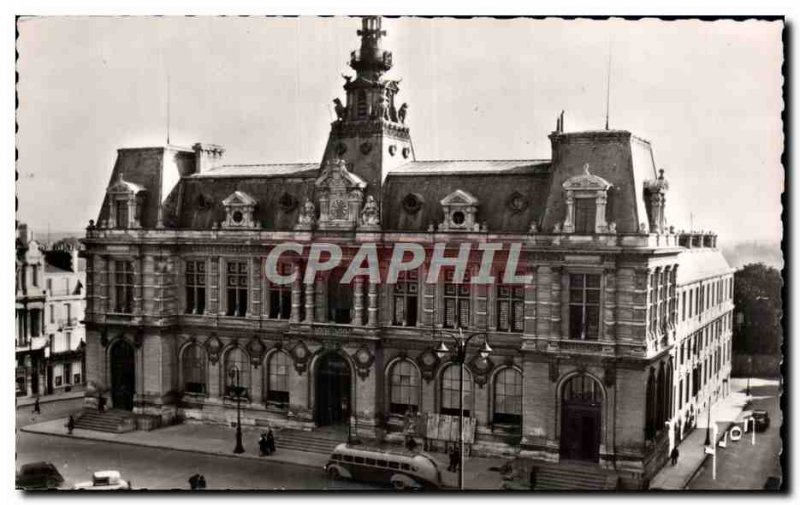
[733,263,782,356]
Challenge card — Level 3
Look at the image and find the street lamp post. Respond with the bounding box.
[228,366,245,454]
[703,402,712,447]
[435,329,492,491]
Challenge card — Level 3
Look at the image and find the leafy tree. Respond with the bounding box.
[733,263,783,356]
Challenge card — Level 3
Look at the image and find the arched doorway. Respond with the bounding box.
[110,340,135,411]
[560,374,603,462]
[315,353,351,426]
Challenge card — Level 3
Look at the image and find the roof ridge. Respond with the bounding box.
[216,162,318,168]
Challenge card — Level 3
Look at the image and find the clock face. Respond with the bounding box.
[330,199,349,220]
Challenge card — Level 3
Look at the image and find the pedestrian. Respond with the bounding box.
[188,473,200,490]
[98,394,106,414]
[197,475,207,490]
[266,429,276,455]
[66,415,75,435]
[406,436,418,452]
[529,465,538,490]
[448,445,458,472]
[258,432,269,456]
[670,446,680,466]
[33,396,41,415]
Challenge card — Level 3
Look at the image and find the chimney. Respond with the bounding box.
[192,143,225,174]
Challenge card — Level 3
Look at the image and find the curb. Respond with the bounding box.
[20,425,327,472]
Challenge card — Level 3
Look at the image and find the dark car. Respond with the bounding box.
[16,461,65,490]
[752,410,771,432]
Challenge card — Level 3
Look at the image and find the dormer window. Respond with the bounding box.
[106,173,145,229]
[222,191,257,229]
[561,164,612,234]
[439,189,479,232]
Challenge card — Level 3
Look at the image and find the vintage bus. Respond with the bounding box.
[324,443,443,490]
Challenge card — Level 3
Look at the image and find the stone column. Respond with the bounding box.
[367,281,378,327]
[315,277,326,322]
[133,256,144,315]
[353,277,364,325]
[290,263,302,324]
[304,278,315,324]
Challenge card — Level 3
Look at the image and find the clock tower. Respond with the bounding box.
[321,16,414,205]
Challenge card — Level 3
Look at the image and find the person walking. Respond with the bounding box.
[197,475,207,490]
[188,473,200,490]
[529,465,538,490]
[258,432,268,456]
[33,396,41,415]
[98,394,106,414]
[266,429,276,455]
[66,415,75,435]
[670,446,680,466]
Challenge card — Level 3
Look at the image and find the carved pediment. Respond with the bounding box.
[315,159,367,191]
[562,164,612,192]
[222,190,257,207]
[107,174,145,195]
[440,189,478,207]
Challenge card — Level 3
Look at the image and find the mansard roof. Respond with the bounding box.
[190,163,318,178]
[676,249,733,285]
[389,159,550,176]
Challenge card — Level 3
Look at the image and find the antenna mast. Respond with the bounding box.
[605,39,612,130]
[166,72,171,146]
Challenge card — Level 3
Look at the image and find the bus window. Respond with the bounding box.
[332,454,342,461]
[377,460,388,468]
[343,455,353,463]
[401,463,410,471]
[354,457,365,464]
[365,458,376,466]
[388,461,400,469]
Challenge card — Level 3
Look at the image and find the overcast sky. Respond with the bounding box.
[16,16,783,244]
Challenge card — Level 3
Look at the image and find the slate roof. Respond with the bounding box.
[191,163,319,178]
[389,159,550,175]
[676,249,733,285]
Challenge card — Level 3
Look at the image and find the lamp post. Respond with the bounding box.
[435,329,492,491]
[703,402,712,447]
[228,366,245,454]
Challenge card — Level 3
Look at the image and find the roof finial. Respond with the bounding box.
[583,163,591,175]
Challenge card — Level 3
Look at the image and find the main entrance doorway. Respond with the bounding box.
[560,375,602,462]
[110,340,135,411]
[315,353,352,426]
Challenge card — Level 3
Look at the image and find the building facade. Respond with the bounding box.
[16,226,87,397]
[82,17,733,487]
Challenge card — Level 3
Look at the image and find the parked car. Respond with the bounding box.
[72,470,131,491]
[752,410,771,432]
[16,461,65,490]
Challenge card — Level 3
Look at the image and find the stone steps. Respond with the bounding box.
[533,463,618,491]
[74,409,136,433]
[271,429,346,455]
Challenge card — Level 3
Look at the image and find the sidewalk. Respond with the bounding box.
[16,390,85,409]
[649,378,754,490]
[21,418,507,490]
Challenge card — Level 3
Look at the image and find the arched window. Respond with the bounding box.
[182,344,207,394]
[562,374,602,404]
[224,347,251,398]
[645,369,656,441]
[266,351,290,408]
[493,368,522,425]
[440,364,472,417]
[389,360,419,414]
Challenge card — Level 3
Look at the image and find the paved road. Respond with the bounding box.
[16,431,382,490]
[687,381,783,490]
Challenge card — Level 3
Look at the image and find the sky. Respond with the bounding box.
[15,16,784,244]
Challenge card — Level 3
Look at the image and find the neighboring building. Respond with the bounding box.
[82,17,733,487]
[16,223,47,397]
[16,224,87,397]
[43,238,87,394]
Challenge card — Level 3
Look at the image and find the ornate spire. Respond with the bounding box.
[350,16,392,80]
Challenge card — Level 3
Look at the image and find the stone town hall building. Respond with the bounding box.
[83,17,734,487]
